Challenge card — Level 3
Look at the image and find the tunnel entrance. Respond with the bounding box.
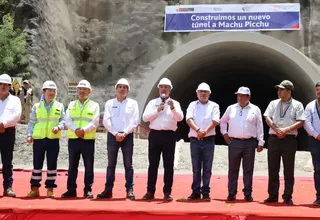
[137,32,320,150]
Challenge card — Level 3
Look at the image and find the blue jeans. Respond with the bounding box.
[309,137,320,200]
[190,136,215,194]
[105,133,134,192]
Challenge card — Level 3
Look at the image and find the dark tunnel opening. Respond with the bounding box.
[138,33,320,151]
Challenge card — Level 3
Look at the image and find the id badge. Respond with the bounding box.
[277,119,284,127]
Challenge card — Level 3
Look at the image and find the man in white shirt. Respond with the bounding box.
[142,77,184,201]
[61,80,100,199]
[264,80,305,205]
[220,87,264,202]
[304,82,320,206]
[186,83,219,201]
[97,78,139,200]
[0,74,21,197]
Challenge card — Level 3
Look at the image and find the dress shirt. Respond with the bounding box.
[0,94,21,128]
[220,103,265,146]
[186,100,220,137]
[103,97,139,136]
[264,98,305,136]
[65,99,100,132]
[142,97,183,131]
[27,100,66,136]
[304,100,320,138]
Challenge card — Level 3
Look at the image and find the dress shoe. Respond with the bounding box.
[284,198,293,205]
[142,192,154,200]
[164,193,173,201]
[202,193,211,201]
[3,188,16,197]
[313,199,320,206]
[61,190,77,198]
[84,191,94,199]
[126,191,135,200]
[244,195,253,202]
[96,191,112,199]
[187,192,201,200]
[227,194,236,201]
[263,197,278,203]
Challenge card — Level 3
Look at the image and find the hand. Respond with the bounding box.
[52,127,60,134]
[27,136,33,144]
[316,135,320,141]
[257,146,263,152]
[275,128,286,139]
[167,100,174,109]
[0,123,4,133]
[115,133,125,142]
[223,133,231,145]
[197,129,206,140]
[75,128,84,138]
[157,105,164,112]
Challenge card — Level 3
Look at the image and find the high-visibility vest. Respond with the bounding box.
[32,100,63,139]
[67,99,98,140]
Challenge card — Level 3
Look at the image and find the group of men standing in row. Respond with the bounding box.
[0,73,320,206]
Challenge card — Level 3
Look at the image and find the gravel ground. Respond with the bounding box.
[9,124,313,177]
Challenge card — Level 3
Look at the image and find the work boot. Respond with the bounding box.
[47,188,54,198]
[27,187,40,198]
[3,188,16,197]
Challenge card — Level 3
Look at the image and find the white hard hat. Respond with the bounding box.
[235,86,251,96]
[157,77,173,89]
[42,80,57,90]
[0,74,12,85]
[196,82,211,93]
[77,80,91,90]
[115,78,130,90]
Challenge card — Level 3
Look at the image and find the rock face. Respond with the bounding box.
[13,0,320,106]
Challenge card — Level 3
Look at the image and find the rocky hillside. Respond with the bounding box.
[12,0,320,106]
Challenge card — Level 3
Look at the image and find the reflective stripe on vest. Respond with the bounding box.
[67,99,98,139]
[32,100,63,139]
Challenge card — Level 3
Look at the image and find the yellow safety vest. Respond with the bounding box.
[67,99,98,140]
[32,100,63,139]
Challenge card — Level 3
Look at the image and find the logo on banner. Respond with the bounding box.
[176,7,194,12]
[242,6,251,12]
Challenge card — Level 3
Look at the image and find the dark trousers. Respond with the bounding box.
[309,137,320,200]
[267,135,297,200]
[228,138,257,196]
[0,128,15,189]
[190,136,215,194]
[30,138,60,188]
[105,133,134,192]
[147,129,176,194]
[67,139,95,192]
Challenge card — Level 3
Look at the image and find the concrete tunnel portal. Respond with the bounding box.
[137,32,320,150]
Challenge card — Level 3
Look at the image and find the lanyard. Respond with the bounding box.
[315,101,320,120]
[280,100,291,119]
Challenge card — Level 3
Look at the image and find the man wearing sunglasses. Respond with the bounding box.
[97,78,139,200]
[185,83,220,201]
[220,86,264,202]
[142,77,184,201]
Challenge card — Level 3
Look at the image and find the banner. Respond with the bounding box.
[68,82,78,96]
[164,4,300,32]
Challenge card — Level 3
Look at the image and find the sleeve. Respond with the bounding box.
[264,101,275,118]
[303,103,318,138]
[2,97,22,128]
[27,105,37,136]
[57,105,66,130]
[123,100,139,135]
[171,101,184,122]
[65,103,78,132]
[142,100,159,122]
[82,104,100,133]
[295,102,305,121]
[220,106,230,135]
[185,102,194,121]
[103,101,118,135]
[212,104,220,123]
[256,107,265,146]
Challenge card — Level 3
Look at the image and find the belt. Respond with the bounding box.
[150,129,174,133]
[5,127,15,132]
[270,134,296,138]
[231,137,255,141]
[190,135,215,140]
